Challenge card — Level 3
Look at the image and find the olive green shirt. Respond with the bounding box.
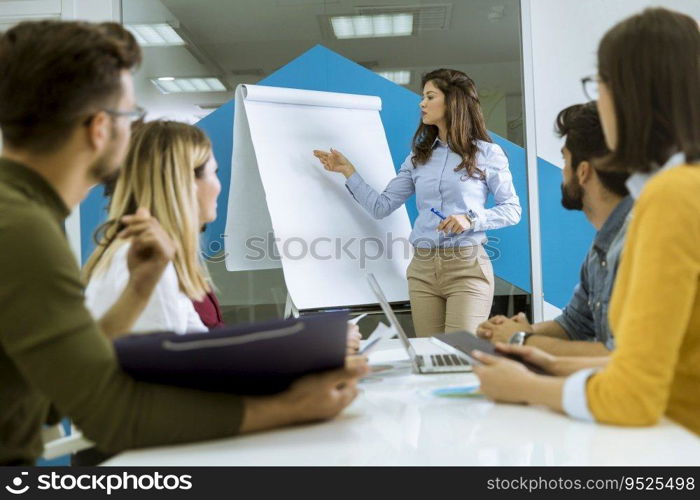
[0,158,244,465]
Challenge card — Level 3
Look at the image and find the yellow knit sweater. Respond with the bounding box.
[587,164,700,435]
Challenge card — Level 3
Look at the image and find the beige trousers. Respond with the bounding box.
[407,245,495,337]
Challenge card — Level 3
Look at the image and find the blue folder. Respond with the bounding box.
[114,311,348,395]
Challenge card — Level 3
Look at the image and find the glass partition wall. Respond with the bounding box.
[118,0,532,335]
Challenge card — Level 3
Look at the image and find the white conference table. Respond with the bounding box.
[105,339,700,466]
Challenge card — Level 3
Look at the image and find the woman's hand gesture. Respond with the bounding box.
[313,148,356,178]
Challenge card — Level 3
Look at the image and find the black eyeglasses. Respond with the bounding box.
[581,75,601,101]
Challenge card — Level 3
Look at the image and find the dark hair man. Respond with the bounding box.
[476,102,631,356]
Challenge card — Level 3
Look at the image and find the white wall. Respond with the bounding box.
[525,0,700,320]
[529,0,700,169]
[69,0,120,22]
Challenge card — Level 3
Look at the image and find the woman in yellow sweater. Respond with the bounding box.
[470,7,700,436]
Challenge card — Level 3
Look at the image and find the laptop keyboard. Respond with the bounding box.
[430,354,470,367]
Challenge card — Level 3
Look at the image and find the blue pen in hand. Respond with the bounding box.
[430,208,447,220]
[431,207,452,236]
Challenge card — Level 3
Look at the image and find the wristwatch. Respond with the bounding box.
[465,209,478,229]
[508,331,533,346]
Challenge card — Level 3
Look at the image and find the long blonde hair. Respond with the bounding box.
[84,120,212,301]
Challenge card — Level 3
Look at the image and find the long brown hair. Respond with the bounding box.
[83,120,213,301]
[411,69,492,179]
[597,8,700,173]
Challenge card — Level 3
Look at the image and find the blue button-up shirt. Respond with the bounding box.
[344,139,521,248]
[554,196,633,350]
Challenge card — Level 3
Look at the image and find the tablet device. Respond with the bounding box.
[431,331,548,375]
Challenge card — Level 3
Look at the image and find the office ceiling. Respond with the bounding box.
[123,0,523,122]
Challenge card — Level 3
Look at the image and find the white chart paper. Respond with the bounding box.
[225,84,412,310]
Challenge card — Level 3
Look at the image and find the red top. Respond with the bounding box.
[192,291,225,329]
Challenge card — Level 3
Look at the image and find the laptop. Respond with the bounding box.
[366,273,471,374]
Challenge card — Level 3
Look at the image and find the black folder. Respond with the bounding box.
[114,311,348,395]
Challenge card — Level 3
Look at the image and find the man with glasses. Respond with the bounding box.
[476,102,632,355]
[0,20,366,466]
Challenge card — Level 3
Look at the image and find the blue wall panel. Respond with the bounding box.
[79,184,108,264]
[489,133,530,292]
[538,157,595,309]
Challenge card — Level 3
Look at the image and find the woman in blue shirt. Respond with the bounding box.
[314,68,521,336]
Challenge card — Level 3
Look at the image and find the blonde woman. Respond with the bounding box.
[84,120,221,337]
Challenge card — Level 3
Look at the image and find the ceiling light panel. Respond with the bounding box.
[377,71,411,85]
[151,77,227,94]
[126,24,185,47]
[330,13,413,39]
[356,4,452,33]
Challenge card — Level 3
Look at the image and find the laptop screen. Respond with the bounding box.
[366,273,416,358]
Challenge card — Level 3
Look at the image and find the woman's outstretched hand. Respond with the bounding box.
[313,148,356,178]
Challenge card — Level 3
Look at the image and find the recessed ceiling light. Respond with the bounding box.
[330,13,413,39]
[377,70,411,85]
[488,6,505,22]
[126,24,185,47]
[151,77,227,94]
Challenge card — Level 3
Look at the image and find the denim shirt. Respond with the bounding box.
[344,139,521,248]
[562,154,687,422]
[554,196,634,350]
